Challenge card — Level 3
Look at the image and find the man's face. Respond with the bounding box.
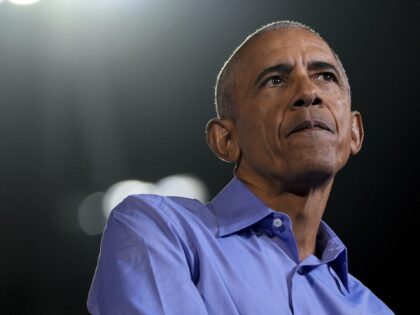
[232,28,362,186]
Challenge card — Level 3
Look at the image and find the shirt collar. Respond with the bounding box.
[211,176,349,292]
[317,221,349,293]
[212,177,273,237]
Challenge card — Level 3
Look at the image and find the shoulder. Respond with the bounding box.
[109,194,217,236]
[113,194,211,220]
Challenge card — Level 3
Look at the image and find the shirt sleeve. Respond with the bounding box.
[87,195,208,315]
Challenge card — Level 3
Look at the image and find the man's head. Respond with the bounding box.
[215,21,351,119]
[206,21,364,191]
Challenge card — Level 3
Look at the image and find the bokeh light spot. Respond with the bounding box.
[8,0,41,5]
[102,180,157,218]
[156,174,209,202]
[78,192,107,236]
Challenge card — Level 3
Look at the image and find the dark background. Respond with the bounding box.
[1,0,418,313]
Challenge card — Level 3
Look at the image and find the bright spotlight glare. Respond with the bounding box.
[156,174,209,202]
[8,0,40,5]
[101,175,209,219]
[102,180,157,218]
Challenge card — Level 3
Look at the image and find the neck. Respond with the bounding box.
[236,169,334,261]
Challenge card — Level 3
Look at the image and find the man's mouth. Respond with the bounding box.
[288,119,333,136]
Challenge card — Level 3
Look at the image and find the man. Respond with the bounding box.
[87,21,393,314]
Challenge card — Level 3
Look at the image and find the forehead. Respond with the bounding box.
[239,28,336,70]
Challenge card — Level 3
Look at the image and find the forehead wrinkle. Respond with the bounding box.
[233,29,330,76]
[235,31,349,97]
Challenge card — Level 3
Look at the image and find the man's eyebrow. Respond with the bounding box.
[307,61,340,76]
[254,63,293,86]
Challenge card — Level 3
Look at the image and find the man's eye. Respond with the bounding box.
[263,76,284,87]
[315,72,337,82]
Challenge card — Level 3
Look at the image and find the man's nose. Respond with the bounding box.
[290,77,322,108]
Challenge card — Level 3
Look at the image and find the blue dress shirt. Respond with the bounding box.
[88,177,393,314]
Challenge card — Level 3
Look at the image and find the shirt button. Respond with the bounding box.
[273,218,283,227]
[297,268,305,275]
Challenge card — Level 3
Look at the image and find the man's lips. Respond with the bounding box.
[287,119,333,136]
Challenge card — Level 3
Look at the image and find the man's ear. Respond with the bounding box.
[206,118,240,163]
[350,111,364,155]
